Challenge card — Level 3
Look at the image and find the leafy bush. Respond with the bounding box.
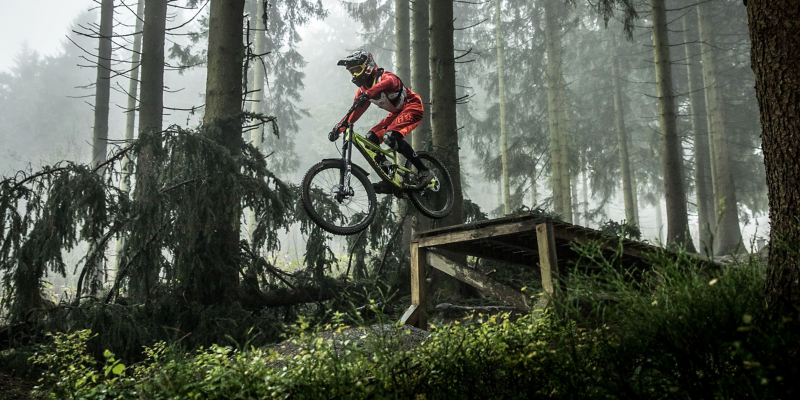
[27,245,800,399]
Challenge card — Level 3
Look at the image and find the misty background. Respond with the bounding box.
[0,0,768,273]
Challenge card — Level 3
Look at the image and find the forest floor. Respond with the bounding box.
[0,373,35,400]
[270,323,430,364]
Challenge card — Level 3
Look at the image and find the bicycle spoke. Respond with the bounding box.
[307,164,372,229]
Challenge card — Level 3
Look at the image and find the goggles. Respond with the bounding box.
[348,64,367,77]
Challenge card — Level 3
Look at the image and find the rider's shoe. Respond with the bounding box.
[373,180,395,194]
[415,170,435,190]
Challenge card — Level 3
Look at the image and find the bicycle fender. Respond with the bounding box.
[322,159,371,177]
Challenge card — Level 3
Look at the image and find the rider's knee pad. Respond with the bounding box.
[384,130,403,150]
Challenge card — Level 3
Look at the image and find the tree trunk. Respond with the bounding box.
[247,0,267,241]
[429,0,478,299]
[115,0,145,274]
[129,0,168,301]
[530,156,538,207]
[656,199,663,243]
[543,0,563,216]
[411,0,431,235]
[610,33,637,226]
[121,0,145,193]
[581,159,588,226]
[495,0,510,215]
[543,0,571,221]
[395,0,414,250]
[411,0,431,152]
[137,0,167,137]
[682,10,715,253]
[697,1,744,256]
[558,72,572,222]
[92,0,114,172]
[395,0,411,82]
[650,0,696,252]
[745,0,800,317]
[194,0,246,303]
[429,0,463,228]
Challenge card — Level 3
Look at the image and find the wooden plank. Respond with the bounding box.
[551,224,645,259]
[417,219,540,248]
[485,239,540,255]
[414,213,545,239]
[410,242,427,330]
[426,251,529,311]
[536,222,561,302]
[437,242,539,271]
[399,305,419,326]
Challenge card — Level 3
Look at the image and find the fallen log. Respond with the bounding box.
[240,286,338,309]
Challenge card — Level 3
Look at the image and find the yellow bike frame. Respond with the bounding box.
[343,128,434,191]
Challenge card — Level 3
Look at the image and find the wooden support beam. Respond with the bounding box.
[535,222,561,311]
[399,305,419,326]
[485,239,539,255]
[417,219,541,248]
[551,224,645,259]
[409,241,427,330]
[438,242,539,270]
[426,251,529,311]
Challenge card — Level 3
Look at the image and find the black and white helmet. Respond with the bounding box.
[337,49,377,86]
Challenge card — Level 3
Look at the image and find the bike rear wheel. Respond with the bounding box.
[301,160,377,235]
[404,151,454,219]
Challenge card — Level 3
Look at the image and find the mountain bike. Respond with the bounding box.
[300,102,454,235]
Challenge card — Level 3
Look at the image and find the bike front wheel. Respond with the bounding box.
[404,151,454,219]
[301,159,377,235]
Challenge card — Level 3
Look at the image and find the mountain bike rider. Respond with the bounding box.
[329,49,433,191]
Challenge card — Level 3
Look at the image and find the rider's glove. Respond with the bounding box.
[328,129,340,142]
[355,93,370,106]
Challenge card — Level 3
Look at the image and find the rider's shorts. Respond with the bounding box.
[371,94,424,143]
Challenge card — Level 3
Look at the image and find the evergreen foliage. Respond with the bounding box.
[0,114,293,320]
[26,244,799,399]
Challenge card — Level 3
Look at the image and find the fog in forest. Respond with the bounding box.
[0,0,767,287]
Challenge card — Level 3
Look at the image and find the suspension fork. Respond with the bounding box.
[338,128,354,197]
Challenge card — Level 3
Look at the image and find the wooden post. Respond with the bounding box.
[535,222,560,311]
[405,241,427,329]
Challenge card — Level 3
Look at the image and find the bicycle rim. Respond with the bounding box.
[302,161,376,235]
[406,152,454,219]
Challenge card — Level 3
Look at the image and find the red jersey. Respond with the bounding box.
[346,69,423,130]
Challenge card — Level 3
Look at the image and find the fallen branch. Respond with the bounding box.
[241,286,337,309]
[434,303,518,313]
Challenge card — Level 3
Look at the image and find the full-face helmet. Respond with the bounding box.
[338,49,377,87]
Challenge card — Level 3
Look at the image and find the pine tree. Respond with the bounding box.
[430,0,463,228]
[129,0,168,300]
[610,32,637,226]
[411,0,431,152]
[650,0,695,251]
[682,8,715,252]
[697,0,744,256]
[745,0,800,317]
[543,0,571,222]
[91,0,115,172]
[115,0,145,273]
[495,0,510,215]
[195,0,247,303]
[247,0,267,240]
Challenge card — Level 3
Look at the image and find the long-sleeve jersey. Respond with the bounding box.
[342,69,423,133]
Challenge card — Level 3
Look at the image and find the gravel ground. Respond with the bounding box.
[269,323,430,364]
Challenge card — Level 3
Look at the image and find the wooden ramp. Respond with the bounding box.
[399,213,671,330]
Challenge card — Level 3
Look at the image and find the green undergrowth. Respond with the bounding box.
[25,245,800,399]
